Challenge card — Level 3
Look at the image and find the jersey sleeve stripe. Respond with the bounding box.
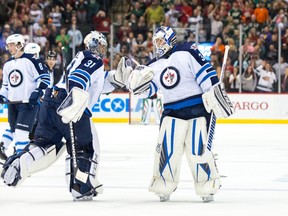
[72,69,91,85]
[199,71,217,86]
[195,63,211,79]
[69,76,86,90]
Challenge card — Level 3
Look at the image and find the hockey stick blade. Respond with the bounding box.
[0,100,29,105]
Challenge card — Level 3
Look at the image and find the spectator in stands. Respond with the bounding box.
[93,10,111,36]
[273,56,288,80]
[75,0,88,24]
[211,37,225,57]
[48,5,63,33]
[87,0,100,23]
[179,0,193,27]
[208,5,223,42]
[254,1,269,27]
[164,4,180,28]
[266,44,278,66]
[281,67,288,92]
[55,28,69,51]
[67,17,83,63]
[242,65,257,92]
[144,0,165,30]
[228,1,242,27]
[255,60,277,93]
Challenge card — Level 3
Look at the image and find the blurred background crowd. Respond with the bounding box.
[0,0,288,93]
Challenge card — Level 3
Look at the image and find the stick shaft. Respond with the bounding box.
[219,45,230,82]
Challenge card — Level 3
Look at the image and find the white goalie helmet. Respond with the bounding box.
[5,34,25,50]
[153,26,177,59]
[84,31,107,58]
[24,43,41,58]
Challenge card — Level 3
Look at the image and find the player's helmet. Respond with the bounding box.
[152,26,177,59]
[84,31,107,58]
[24,43,41,58]
[6,34,25,50]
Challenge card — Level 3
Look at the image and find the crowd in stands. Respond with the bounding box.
[1,0,288,93]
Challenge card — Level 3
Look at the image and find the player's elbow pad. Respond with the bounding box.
[202,83,234,118]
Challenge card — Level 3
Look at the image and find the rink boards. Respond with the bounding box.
[0,93,287,124]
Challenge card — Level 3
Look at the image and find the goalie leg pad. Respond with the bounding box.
[65,150,103,200]
[1,142,64,186]
[184,117,220,197]
[57,87,89,124]
[141,98,152,124]
[149,117,188,196]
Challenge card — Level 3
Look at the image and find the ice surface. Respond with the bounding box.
[0,123,287,216]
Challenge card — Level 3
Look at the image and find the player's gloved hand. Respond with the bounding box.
[29,88,43,107]
[0,95,9,103]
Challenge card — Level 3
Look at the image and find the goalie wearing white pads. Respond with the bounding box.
[128,26,234,202]
[1,31,126,201]
[141,93,163,125]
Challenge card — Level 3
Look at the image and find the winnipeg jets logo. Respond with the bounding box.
[9,69,23,87]
[160,66,180,89]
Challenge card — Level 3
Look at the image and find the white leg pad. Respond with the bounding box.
[184,117,220,197]
[149,117,188,196]
[2,144,64,186]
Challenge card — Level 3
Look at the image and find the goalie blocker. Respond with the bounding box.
[57,87,89,124]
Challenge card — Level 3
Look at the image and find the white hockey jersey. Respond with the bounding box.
[143,43,219,110]
[65,50,114,112]
[0,53,50,101]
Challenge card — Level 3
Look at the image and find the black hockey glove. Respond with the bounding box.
[0,95,8,103]
[29,88,43,107]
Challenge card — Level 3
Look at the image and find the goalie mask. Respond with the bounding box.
[84,31,107,58]
[24,43,41,58]
[153,26,177,59]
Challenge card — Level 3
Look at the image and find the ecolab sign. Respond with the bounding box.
[92,98,130,113]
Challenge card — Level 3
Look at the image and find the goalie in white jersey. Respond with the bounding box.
[125,26,234,202]
[1,31,133,201]
[0,34,50,154]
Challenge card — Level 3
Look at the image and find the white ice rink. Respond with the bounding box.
[0,122,287,216]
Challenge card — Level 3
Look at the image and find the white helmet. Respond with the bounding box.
[6,34,25,50]
[153,26,177,59]
[24,43,41,58]
[84,31,107,58]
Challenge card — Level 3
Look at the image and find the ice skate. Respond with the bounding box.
[73,195,94,202]
[158,194,170,202]
[0,142,7,161]
[201,194,214,203]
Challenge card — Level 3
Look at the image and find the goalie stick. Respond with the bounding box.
[61,47,81,184]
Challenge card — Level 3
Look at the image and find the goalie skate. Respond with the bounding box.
[0,142,8,161]
[201,194,214,203]
[158,194,170,202]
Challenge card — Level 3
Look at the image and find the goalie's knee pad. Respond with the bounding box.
[184,117,220,196]
[65,150,102,200]
[1,141,64,187]
[149,116,188,196]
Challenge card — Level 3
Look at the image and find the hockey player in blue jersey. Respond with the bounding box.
[0,34,50,154]
[1,31,133,201]
[127,26,234,202]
